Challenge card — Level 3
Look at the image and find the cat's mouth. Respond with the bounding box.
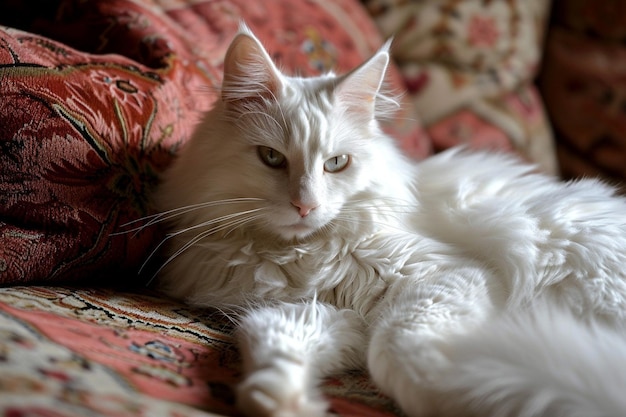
[276,219,323,240]
[271,206,335,240]
[287,223,314,232]
[283,222,316,236]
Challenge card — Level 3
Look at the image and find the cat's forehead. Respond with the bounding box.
[282,76,335,108]
[283,104,329,154]
[267,78,339,152]
[241,74,361,158]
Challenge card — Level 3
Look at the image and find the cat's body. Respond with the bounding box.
[155,25,626,417]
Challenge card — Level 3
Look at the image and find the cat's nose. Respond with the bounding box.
[291,201,318,218]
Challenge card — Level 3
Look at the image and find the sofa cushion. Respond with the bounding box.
[363,0,557,174]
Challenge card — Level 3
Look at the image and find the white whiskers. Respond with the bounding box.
[157,208,266,270]
[126,198,269,284]
[115,198,265,237]
[134,193,417,286]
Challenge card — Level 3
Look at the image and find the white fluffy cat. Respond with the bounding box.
[154,25,626,417]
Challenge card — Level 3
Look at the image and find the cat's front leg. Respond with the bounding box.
[367,265,499,417]
[236,300,367,417]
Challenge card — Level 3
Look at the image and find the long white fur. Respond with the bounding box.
[439,305,626,417]
[155,24,626,417]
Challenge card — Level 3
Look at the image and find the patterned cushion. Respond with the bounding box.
[363,0,557,174]
[0,0,429,284]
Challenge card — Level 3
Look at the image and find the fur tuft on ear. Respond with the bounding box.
[221,23,284,105]
[334,41,397,121]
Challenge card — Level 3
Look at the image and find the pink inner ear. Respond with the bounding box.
[335,51,389,117]
[221,30,283,104]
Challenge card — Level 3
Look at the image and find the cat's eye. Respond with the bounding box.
[258,146,287,168]
[324,155,351,173]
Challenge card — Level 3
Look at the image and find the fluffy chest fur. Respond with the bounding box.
[158,196,456,317]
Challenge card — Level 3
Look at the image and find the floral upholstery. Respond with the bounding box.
[0,286,399,416]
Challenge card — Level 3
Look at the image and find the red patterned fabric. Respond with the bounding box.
[0,0,430,285]
[0,286,400,417]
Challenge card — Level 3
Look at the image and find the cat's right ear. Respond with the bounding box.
[221,24,283,106]
[334,41,392,123]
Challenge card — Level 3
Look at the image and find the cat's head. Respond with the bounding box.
[164,25,409,242]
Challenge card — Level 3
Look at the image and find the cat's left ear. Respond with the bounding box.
[221,23,284,105]
[335,41,391,120]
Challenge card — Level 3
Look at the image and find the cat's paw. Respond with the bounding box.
[236,359,327,417]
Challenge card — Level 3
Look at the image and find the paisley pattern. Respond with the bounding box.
[0,286,400,417]
[0,0,429,285]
